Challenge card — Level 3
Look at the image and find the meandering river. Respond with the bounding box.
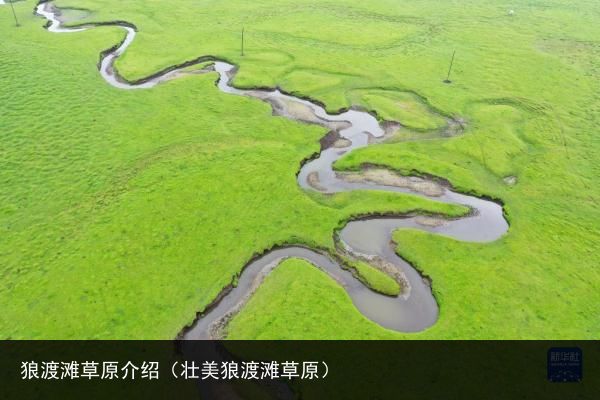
[31,1,508,339]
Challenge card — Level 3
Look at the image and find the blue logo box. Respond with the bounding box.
[547,347,582,382]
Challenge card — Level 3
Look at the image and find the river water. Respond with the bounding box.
[33,1,509,339]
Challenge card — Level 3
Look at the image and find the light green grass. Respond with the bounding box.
[346,259,401,296]
[348,89,447,131]
[226,259,399,339]
[1,0,599,339]
[0,1,462,339]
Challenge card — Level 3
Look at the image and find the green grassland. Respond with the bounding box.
[0,1,463,339]
[347,89,447,131]
[227,259,399,339]
[1,0,599,339]
[345,259,401,297]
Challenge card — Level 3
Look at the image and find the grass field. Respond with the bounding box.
[1,0,599,339]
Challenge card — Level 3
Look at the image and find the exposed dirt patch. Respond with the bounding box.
[264,96,351,133]
[333,138,352,148]
[338,168,444,197]
[272,97,320,122]
[368,120,403,144]
[442,117,467,137]
[366,255,409,292]
[318,130,353,150]
[51,6,92,23]
[307,171,327,191]
[382,120,402,136]
[163,64,215,81]
[209,261,277,340]
[336,241,409,295]
[415,216,447,227]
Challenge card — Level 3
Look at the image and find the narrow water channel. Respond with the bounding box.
[33,1,509,339]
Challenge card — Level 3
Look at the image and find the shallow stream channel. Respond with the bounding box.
[33,1,509,340]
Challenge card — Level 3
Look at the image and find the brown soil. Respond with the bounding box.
[338,168,444,197]
[336,242,409,295]
[333,138,352,148]
[307,172,327,191]
[382,121,402,136]
[319,130,352,149]
[164,64,214,81]
[415,216,447,227]
[366,255,409,292]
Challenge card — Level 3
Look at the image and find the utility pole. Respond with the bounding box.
[9,0,20,27]
[444,50,456,83]
[241,27,245,56]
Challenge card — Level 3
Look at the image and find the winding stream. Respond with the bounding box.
[31,1,508,339]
